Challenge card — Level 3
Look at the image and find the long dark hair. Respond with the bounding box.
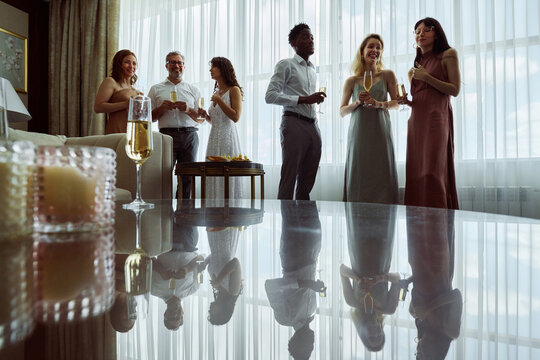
[413,17,451,66]
[111,49,137,85]
[207,290,240,325]
[210,57,244,97]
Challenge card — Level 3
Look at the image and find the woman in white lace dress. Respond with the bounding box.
[203,227,242,325]
[198,57,245,199]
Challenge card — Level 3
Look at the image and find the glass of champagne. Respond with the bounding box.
[397,81,407,111]
[197,97,205,120]
[170,91,178,103]
[124,208,152,319]
[317,82,327,114]
[124,95,154,210]
[363,70,373,107]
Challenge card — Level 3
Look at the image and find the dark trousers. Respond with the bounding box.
[278,115,322,200]
[160,128,199,199]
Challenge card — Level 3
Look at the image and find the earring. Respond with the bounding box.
[412,43,418,50]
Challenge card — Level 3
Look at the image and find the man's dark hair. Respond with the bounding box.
[288,23,310,45]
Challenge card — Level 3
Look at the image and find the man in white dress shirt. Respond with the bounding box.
[265,23,326,200]
[151,223,203,330]
[148,51,203,199]
[265,201,325,358]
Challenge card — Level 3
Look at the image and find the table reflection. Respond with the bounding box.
[33,228,115,323]
[206,226,242,326]
[151,222,203,330]
[406,208,462,359]
[0,235,34,350]
[265,201,325,359]
[341,203,402,352]
[4,199,538,359]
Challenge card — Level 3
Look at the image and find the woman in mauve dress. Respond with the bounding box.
[399,17,461,209]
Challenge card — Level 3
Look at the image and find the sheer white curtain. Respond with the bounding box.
[119,0,540,217]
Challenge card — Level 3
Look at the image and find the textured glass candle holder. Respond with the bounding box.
[0,235,34,349]
[34,146,116,233]
[0,140,36,241]
[33,228,115,323]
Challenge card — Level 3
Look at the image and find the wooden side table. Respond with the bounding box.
[175,161,265,200]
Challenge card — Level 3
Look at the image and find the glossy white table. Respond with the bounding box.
[5,199,540,360]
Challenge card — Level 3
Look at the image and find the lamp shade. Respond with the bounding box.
[0,77,31,122]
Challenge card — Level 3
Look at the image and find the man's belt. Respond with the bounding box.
[283,111,315,123]
[159,127,198,132]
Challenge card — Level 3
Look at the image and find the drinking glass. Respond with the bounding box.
[170,91,178,103]
[197,97,205,120]
[317,82,327,114]
[363,70,373,107]
[397,79,408,111]
[124,208,152,319]
[124,95,154,210]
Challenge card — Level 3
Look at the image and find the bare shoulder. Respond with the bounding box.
[229,86,242,99]
[346,75,357,83]
[344,76,358,88]
[230,86,242,95]
[102,77,118,86]
[442,48,458,59]
[381,69,396,80]
[100,77,121,90]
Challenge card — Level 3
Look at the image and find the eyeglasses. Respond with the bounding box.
[413,26,435,35]
[167,60,184,66]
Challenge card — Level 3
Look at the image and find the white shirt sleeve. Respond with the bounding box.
[265,60,300,106]
[147,85,159,110]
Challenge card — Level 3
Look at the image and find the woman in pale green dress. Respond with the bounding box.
[339,34,399,204]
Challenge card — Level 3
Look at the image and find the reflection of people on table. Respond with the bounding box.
[265,201,325,360]
[110,253,136,333]
[340,203,401,352]
[204,226,243,325]
[151,223,203,330]
[407,208,462,359]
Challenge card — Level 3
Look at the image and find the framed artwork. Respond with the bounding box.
[0,27,27,93]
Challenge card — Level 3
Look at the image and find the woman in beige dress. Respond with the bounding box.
[94,49,140,134]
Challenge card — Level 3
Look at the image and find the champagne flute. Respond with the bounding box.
[363,70,373,107]
[123,95,154,210]
[317,82,327,114]
[170,91,178,102]
[124,208,152,319]
[197,97,205,120]
[397,80,407,111]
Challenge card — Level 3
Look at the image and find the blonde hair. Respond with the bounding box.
[350,34,385,76]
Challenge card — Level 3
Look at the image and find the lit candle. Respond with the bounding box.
[39,165,97,222]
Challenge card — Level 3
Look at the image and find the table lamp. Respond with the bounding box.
[0,77,32,139]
